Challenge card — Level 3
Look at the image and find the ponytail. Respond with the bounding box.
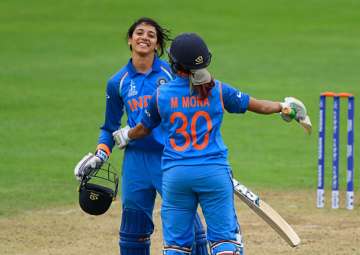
[190,69,215,98]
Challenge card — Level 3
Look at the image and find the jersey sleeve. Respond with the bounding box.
[141,89,161,130]
[221,82,250,113]
[97,78,124,153]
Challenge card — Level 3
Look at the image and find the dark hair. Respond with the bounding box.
[127,17,170,57]
[193,81,215,99]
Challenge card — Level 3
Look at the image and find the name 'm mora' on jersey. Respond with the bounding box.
[141,76,250,171]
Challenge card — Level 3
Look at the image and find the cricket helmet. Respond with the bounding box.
[78,163,119,215]
[168,33,212,72]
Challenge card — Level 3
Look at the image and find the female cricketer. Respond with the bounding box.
[113,32,307,255]
[74,19,208,255]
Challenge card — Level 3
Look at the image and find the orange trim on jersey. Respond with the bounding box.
[97,144,111,156]
[218,81,224,110]
[320,91,336,97]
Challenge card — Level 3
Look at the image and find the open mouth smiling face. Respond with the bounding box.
[129,23,159,55]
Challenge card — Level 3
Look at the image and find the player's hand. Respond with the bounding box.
[280,97,306,122]
[74,150,108,181]
[280,97,312,134]
[113,125,131,149]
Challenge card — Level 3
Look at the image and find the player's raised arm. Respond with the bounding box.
[248,97,282,114]
[249,96,312,134]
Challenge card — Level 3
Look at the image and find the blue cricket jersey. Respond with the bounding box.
[97,56,173,154]
[141,75,250,170]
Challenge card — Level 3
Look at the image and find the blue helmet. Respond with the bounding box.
[168,33,212,72]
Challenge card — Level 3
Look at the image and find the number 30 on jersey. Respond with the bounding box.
[169,111,212,151]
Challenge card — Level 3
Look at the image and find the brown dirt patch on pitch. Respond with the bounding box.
[1,190,359,255]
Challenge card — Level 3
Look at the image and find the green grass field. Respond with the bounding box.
[1,0,359,216]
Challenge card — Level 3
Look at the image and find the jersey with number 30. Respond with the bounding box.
[141,76,250,171]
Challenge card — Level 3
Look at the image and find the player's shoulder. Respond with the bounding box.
[214,79,238,93]
[214,79,230,87]
[156,59,173,79]
[155,57,169,67]
[107,65,129,87]
[158,59,171,70]
[158,76,177,89]
[211,79,225,92]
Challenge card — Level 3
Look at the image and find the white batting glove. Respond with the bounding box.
[280,101,295,122]
[113,125,131,149]
[280,97,312,134]
[74,151,107,181]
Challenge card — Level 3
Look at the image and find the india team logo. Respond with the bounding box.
[157,77,167,86]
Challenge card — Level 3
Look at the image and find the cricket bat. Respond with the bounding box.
[232,178,301,247]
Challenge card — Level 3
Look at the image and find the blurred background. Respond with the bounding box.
[1,0,359,216]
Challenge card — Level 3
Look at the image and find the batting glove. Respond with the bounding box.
[74,150,108,181]
[280,102,296,122]
[280,97,306,122]
[113,125,131,149]
[280,97,312,134]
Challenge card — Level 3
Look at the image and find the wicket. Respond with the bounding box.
[317,92,355,209]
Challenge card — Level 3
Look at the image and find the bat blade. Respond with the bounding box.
[232,178,301,247]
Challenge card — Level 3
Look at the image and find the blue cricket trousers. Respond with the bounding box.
[121,146,163,217]
[161,164,239,247]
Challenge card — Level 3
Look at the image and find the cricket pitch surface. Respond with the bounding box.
[1,190,359,255]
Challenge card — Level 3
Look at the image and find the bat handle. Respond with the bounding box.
[282,106,296,119]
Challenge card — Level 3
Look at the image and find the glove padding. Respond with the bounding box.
[280,97,312,134]
[74,152,106,181]
[113,125,131,149]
